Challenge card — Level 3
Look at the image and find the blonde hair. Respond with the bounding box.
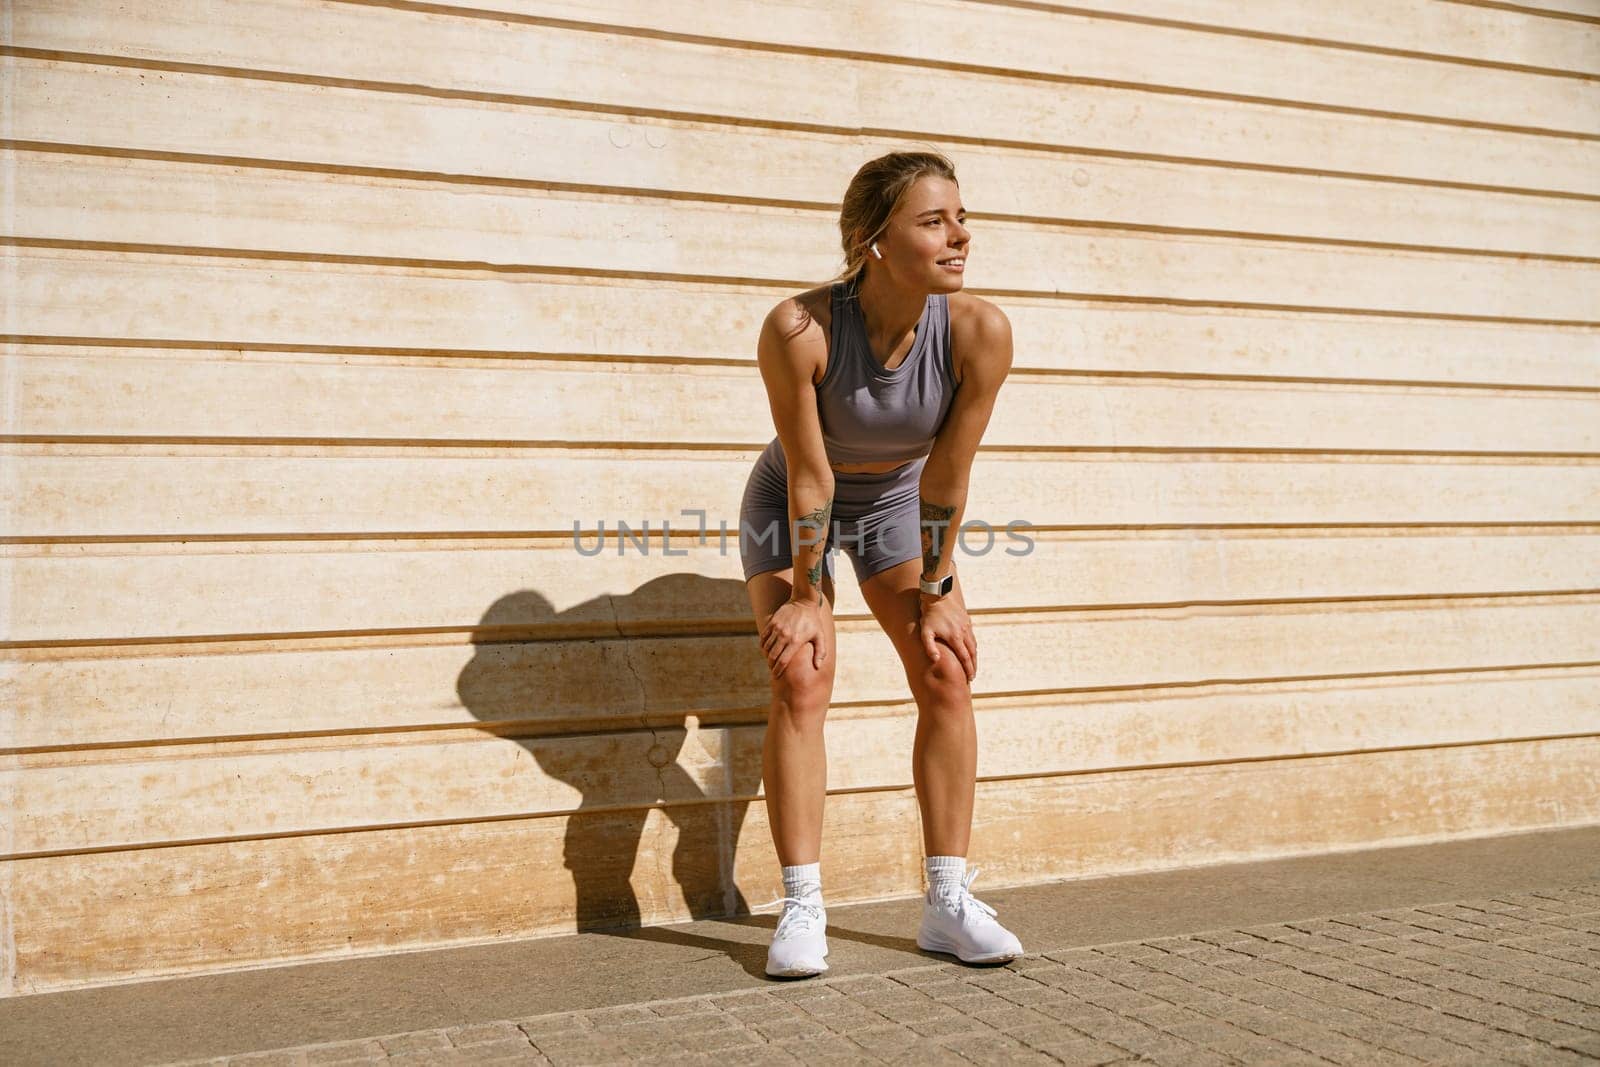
[834,150,959,291]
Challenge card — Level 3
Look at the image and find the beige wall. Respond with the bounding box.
[4,0,1599,995]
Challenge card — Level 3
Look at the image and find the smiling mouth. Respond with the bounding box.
[938,258,966,268]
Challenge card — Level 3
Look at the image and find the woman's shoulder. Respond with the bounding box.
[946,291,1012,386]
[764,283,835,339]
[759,284,835,386]
[947,290,1009,331]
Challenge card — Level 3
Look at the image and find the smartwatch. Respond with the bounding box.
[919,573,954,597]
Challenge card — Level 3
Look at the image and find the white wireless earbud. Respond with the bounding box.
[870,241,883,260]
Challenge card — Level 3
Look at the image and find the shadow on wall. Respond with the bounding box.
[455,572,773,935]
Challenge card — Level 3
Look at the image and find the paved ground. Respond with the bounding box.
[7,826,1599,1066]
[176,883,1600,1066]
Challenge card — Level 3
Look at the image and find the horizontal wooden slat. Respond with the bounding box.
[12,348,1600,456]
[11,151,1600,321]
[410,0,1600,131]
[11,735,1599,993]
[1489,0,1600,20]
[11,597,1600,748]
[14,0,1598,155]
[8,447,1600,538]
[11,254,1600,388]
[1042,0,1600,73]
[10,669,1600,856]
[11,60,1600,259]
[9,5,1599,195]
[6,528,1600,645]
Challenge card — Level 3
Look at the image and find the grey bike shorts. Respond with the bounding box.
[739,437,926,586]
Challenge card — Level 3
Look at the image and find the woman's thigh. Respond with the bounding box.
[858,558,973,689]
[746,566,837,620]
[745,567,838,689]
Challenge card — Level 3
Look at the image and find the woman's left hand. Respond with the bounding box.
[918,594,976,681]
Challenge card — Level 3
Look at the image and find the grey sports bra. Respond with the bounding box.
[810,275,957,466]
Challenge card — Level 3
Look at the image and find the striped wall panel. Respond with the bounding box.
[3,0,1598,993]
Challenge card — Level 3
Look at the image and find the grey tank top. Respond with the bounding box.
[808,276,957,466]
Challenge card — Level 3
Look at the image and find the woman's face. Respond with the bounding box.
[876,175,969,293]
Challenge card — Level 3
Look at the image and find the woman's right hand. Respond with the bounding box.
[760,596,830,679]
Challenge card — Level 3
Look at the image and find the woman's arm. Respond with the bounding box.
[755,298,835,605]
[919,301,1015,597]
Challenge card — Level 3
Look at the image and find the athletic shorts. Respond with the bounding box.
[739,437,926,586]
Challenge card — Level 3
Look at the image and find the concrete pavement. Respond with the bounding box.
[5,825,1598,1065]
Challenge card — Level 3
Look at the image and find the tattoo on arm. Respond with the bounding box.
[796,497,833,588]
[920,498,956,578]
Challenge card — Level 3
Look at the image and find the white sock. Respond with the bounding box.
[926,855,966,903]
[782,862,823,904]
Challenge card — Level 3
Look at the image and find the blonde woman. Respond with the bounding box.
[738,150,1022,977]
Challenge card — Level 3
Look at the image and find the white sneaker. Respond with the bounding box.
[917,867,1023,964]
[765,895,829,977]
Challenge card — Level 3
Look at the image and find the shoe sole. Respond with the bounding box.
[766,943,829,978]
[765,962,829,978]
[917,930,1022,965]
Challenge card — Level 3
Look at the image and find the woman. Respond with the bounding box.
[738,150,1022,977]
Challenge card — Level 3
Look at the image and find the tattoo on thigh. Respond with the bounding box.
[920,497,956,576]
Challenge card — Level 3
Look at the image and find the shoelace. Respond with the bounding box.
[765,895,825,940]
[934,867,999,925]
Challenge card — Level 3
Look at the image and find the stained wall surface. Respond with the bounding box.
[3,0,1599,994]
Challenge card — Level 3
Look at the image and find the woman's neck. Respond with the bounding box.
[854,269,927,356]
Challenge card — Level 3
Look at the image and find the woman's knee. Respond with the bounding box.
[910,645,972,707]
[769,652,833,728]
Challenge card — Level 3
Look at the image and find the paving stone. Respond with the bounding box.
[419,1040,547,1065]
[860,994,947,1025]
[939,1031,1057,1064]
[1519,895,1600,917]
[751,1017,831,1042]
[447,1022,531,1048]
[1140,935,1213,955]
[1096,941,1168,960]
[963,1002,1057,1032]
[827,975,900,996]
[522,1035,630,1067]
[816,1006,886,1033]
[1190,928,1263,947]
[698,991,759,1009]
[179,881,1600,1066]
[962,968,1039,994]
[723,999,802,1023]
[1002,988,1082,1016]
[1557,1032,1600,1057]
[873,1039,971,1066]
[692,1028,765,1051]
[377,1031,452,1055]
[906,1014,982,1039]
[301,1040,387,1064]
[843,1024,921,1054]
[647,998,720,1018]
[772,983,844,1002]
[1011,1022,1131,1063]
[882,969,947,988]
[677,1049,795,1067]
[783,1033,880,1064]
[579,1004,658,1030]
[514,1015,589,1038]
[1101,983,1197,1013]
